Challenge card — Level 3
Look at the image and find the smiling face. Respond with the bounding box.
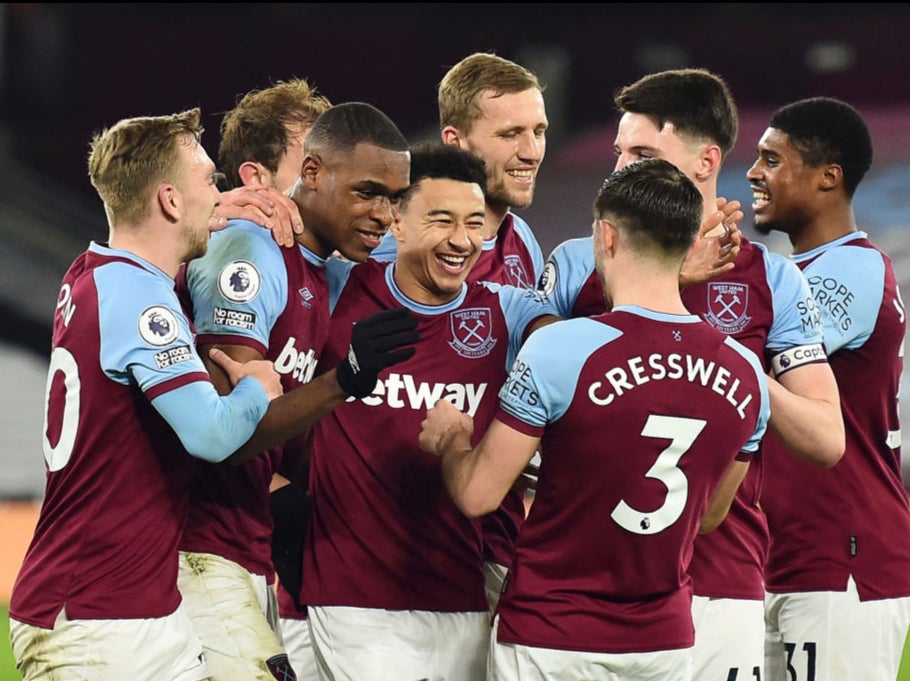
[451,88,547,215]
[747,127,820,238]
[392,177,486,305]
[295,142,411,261]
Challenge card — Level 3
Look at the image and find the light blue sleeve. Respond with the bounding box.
[763,245,825,351]
[185,220,288,349]
[492,283,561,368]
[803,245,885,354]
[94,262,269,461]
[499,318,620,427]
[723,336,771,453]
[511,213,545,283]
[369,231,399,263]
[151,379,269,462]
[95,262,208,390]
[325,256,356,313]
[538,237,597,318]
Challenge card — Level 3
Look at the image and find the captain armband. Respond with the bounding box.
[770,343,827,378]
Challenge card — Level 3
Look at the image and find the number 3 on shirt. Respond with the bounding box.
[611,415,706,535]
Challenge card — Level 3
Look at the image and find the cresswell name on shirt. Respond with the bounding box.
[587,353,754,418]
[347,373,487,417]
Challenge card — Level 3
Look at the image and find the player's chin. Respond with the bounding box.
[750,218,775,237]
[185,242,209,262]
[508,188,535,209]
[336,243,370,263]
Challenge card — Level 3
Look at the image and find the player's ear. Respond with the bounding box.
[238,161,269,188]
[300,154,321,188]
[391,206,406,243]
[694,144,722,183]
[594,218,616,258]
[158,182,181,222]
[597,218,616,256]
[441,126,465,149]
[819,163,843,192]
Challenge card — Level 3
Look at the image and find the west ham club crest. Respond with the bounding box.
[505,255,532,288]
[704,282,752,334]
[449,307,497,358]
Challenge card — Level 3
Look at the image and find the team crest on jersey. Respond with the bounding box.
[265,653,297,680]
[138,306,180,346]
[505,255,532,288]
[538,261,557,299]
[449,307,497,358]
[704,282,752,334]
[217,260,261,303]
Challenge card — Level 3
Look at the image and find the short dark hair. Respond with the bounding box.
[614,68,738,156]
[769,96,872,197]
[305,101,408,155]
[400,142,487,209]
[595,158,702,258]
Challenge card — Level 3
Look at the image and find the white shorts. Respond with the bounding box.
[308,605,489,681]
[280,616,318,681]
[178,551,292,681]
[9,603,209,681]
[489,615,692,681]
[691,595,763,680]
[764,576,910,681]
[484,560,509,615]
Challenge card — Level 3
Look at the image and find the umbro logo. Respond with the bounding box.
[298,287,314,309]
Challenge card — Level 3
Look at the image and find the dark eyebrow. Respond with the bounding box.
[357,180,397,196]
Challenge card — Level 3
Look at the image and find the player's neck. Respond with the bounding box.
[109,226,180,279]
[700,185,719,222]
[392,265,463,307]
[297,228,332,259]
[609,273,688,315]
[790,205,859,255]
[484,202,508,240]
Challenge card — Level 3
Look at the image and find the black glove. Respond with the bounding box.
[269,482,311,610]
[336,306,419,398]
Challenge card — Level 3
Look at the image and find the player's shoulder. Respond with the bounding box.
[532,315,607,342]
[797,232,885,273]
[547,236,593,260]
[190,220,285,285]
[210,218,281,252]
[93,260,183,326]
[507,212,538,241]
[95,256,172,293]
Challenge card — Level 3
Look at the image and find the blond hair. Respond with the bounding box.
[88,108,203,226]
[438,52,542,134]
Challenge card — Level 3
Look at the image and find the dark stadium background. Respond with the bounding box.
[1,5,909,677]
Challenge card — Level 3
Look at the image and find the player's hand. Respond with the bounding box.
[209,347,283,400]
[208,186,304,248]
[335,307,419,398]
[418,399,474,456]
[679,197,742,289]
